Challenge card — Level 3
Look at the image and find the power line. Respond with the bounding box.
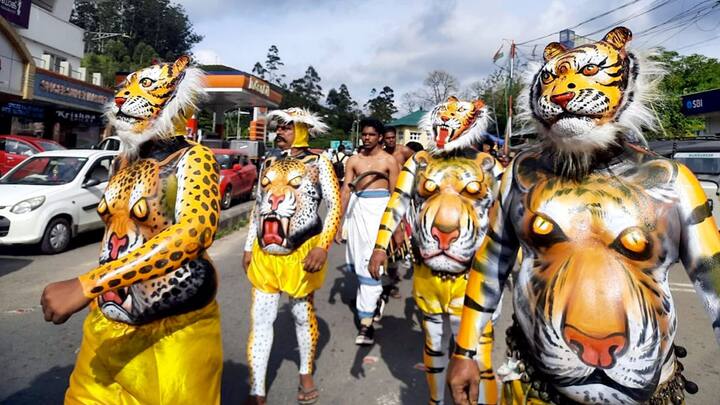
[674,33,720,51]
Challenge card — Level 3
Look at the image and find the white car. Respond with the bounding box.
[94,135,124,152]
[0,149,117,253]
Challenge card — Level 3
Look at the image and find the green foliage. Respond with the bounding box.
[364,86,398,122]
[81,40,159,87]
[282,66,324,110]
[648,50,720,139]
[463,64,525,137]
[326,84,359,134]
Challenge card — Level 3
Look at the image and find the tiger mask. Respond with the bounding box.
[107,55,205,156]
[420,96,490,155]
[412,154,496,273]
[527,27,661,174]
[258,158,322,255]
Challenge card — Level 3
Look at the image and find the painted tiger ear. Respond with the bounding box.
[603,27,632,49]
[173,55,191,73]
[543,42,567,62]
[447,96,459,103]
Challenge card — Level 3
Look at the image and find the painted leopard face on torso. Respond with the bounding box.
[409,151,498,273]
[256,154,323,254]
[95,144,216,324]
[509,146,682,403]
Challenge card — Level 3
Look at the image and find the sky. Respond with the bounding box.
[177,0,720,115]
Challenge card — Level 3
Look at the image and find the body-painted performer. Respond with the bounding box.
[448,27,720,405]
[336,118,399,345]
[242,108,341,405]
[40,56,223,404]
[369,97,504,405]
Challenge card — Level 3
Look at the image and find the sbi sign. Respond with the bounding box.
[681,89,720,117]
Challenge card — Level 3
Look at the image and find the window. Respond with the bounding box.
[6,140,37,156]
[43,52,66,73]
[409,131,421,141]
[86,156,113,184]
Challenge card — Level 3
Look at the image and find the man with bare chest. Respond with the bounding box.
[383,126,413,167]
[336,118,399,345]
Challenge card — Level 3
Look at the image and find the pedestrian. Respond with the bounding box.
[370,97,504,404]
[242,107,341,405]
[335,117,399,345]
[40,56,224,404]
[332,144,350,184]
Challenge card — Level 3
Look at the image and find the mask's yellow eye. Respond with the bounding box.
[139,78,155,88]
[289,176,302,187]
[619,228,647,253]
[465,181,481,194]
[581,64,600,76]
[97,198,108,215]
[541,71,553,84]
[131,198,149,220]
[261,177,270,187]
[532,216,554,235]
[424,179,437,193]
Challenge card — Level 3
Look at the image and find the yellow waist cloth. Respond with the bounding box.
[247,234,326,298]
[412,263,468,316]
[65,301,222,405]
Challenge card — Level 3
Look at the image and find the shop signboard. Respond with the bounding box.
[33,69,112,113]
[0,101,43,119]
[682,89,720,117]
[54,108,104,125]
[0,0,31,29]
[330,140,353,150]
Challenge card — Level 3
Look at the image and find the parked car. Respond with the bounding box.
[671,140,720,224]
[0,135,65,176]
[213,148,257,209]
[0,149,117,253]
[94,135,124,152]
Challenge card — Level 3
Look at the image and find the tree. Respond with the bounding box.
[364,86,398,123]
[649,50,720,139]
[283,66,324,110]
[251,62,267,79]
[461,67,523,137]
[405,71,460,110]
[326,84,359,134]
[264,45,285,86]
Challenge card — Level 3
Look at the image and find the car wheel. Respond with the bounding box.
[221,186,233,210]
[40,217,72,254]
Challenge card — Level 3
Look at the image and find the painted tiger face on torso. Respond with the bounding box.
[257,153,323,254]
[530,27,637,155]
[410,151,498,273]
[509,146,682,403]
[422,96,489,153]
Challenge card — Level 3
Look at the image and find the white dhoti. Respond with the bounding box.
[345,189,390,323]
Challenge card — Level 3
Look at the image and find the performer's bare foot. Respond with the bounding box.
[297,373,319,404]
[244,395,266,405]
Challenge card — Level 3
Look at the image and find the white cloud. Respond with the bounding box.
[193,49,223,65]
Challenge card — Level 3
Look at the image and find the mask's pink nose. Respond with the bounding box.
[550,92,575,109]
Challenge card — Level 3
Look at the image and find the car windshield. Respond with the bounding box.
[674,153,720,175]
[37,141,65,151]
[1,156,87,185]
[215,154,234,169]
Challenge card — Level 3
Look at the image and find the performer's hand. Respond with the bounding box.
[243,251,252,273]
[447,356,481,405]
[334,230,344,245]
[303,247,327,273]
[368,249,386,280]
[40,278,91,324]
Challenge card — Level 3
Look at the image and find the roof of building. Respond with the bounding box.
[387,110,426,127]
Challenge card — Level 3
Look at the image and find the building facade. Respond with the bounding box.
[0,0,111,148]
[682,89,720,137]
[387,110,431,149]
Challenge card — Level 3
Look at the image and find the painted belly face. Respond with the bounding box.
[257,157,322,254]
[412,153,496,273]
[513,156,681,403]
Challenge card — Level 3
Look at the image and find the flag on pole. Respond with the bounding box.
[492,44,504,62]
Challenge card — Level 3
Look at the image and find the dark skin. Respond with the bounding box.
[40,279,91,324]
[336,126,399,281]
[243,121,323,404]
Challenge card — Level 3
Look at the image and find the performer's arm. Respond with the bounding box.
[77,144,221,298]
[336,156,357,239]
[676,163,720,344]
[374,152,420,251]
[454,166,519,358]
[244,160,266,253]
[316,154,342,251]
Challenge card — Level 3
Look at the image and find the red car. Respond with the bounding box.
[0,135,65,176]
[213,148,258,209]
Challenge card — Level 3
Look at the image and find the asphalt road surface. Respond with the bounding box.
[1,228,719,404]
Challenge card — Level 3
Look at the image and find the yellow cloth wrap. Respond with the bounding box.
[501,380,551,405]
[291,123,310,148]
[247,234,326,298]
[412,263,468,316]
[65,301,222,405]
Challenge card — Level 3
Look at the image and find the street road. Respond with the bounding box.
[1,228,719,404]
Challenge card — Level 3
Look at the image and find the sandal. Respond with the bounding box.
[297,385,319,405]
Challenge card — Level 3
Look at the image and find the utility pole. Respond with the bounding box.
[503,41,516,157]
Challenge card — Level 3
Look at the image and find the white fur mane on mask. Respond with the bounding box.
[518,50,665,174]
[106,66,206,157]
[267,108,329,135]
[419,103,492,156]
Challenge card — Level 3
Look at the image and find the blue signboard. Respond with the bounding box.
[0,102,44,120]
[33,70,112,113]
[330,140,353,150]
[0,0,31,29]
[681,89,720,117]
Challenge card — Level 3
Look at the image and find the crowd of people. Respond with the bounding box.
[38,25,720,405]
